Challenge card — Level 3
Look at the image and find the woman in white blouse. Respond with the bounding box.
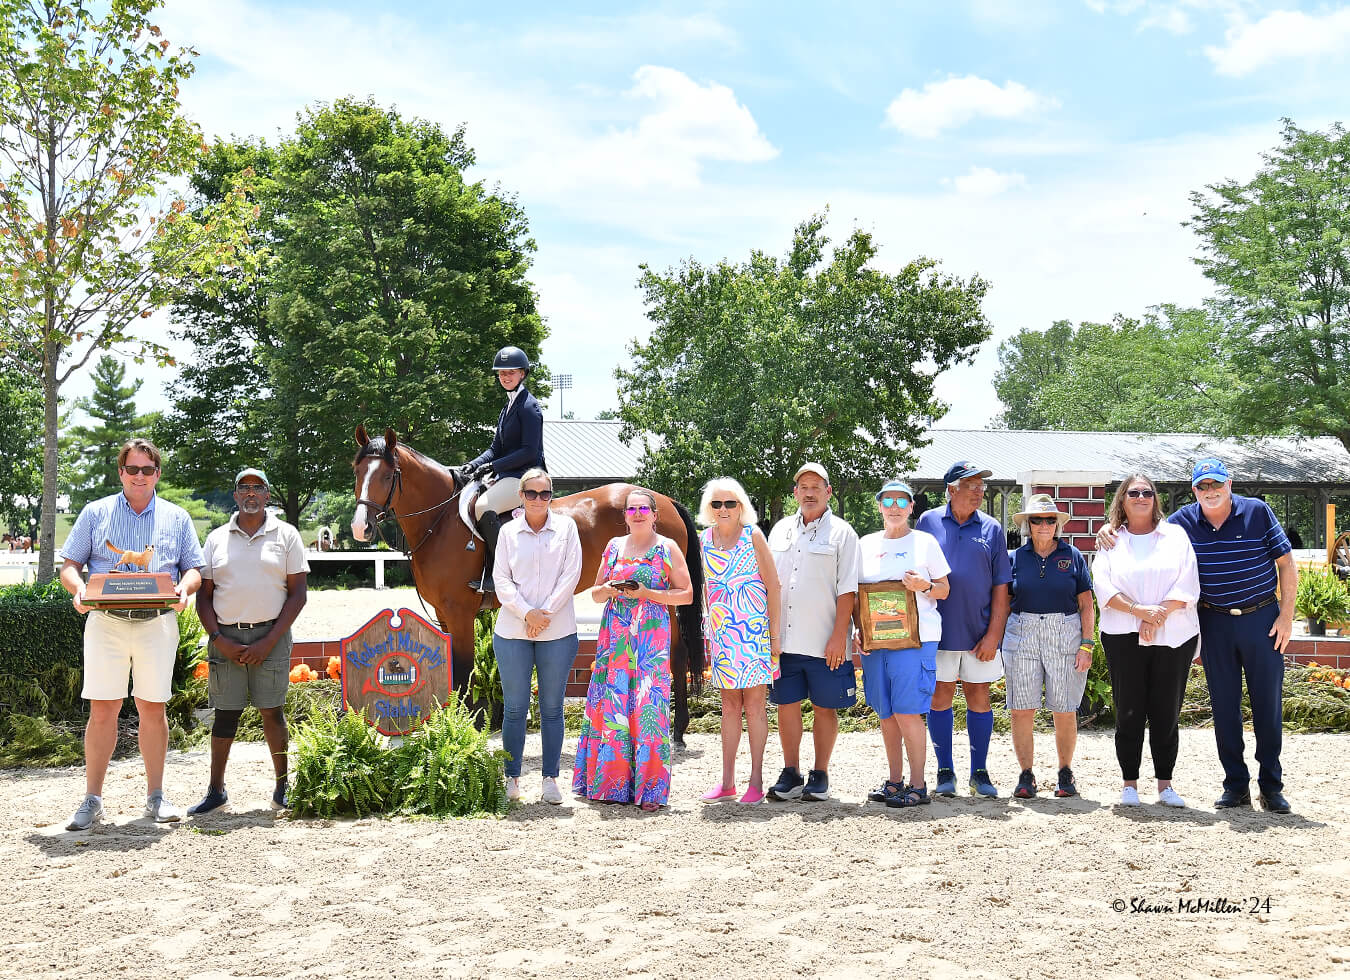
[493,468,584,804]
[1092,474,1201,808]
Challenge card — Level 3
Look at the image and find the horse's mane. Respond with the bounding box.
[353,437,459,488]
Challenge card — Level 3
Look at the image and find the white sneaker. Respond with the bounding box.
[66,794,103,831]
[506,777,521,801]
[1120,786,1141,806]
[1157,786,1187,808]
[540,777,563,805]
[145,791,183,823]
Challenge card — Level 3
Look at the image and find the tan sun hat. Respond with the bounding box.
[1013,493,1069,528]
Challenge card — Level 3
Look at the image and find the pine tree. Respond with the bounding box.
[63,356,147,509]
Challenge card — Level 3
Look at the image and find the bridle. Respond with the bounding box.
[356,449,462,556]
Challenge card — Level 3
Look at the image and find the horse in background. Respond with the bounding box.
[349,425,706,743]
[3,533,33,553]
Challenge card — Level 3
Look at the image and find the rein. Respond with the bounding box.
[358,455,462,557]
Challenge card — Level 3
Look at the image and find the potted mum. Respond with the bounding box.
[1295,566,1350,636]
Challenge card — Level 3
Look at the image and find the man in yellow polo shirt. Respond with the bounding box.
[190,468,309,814]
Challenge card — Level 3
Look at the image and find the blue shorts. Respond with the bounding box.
[861,641,938,718]
[770,652,857,710]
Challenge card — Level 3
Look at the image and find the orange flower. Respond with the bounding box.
[192,661,209,681]
[326,655,342,680]
[289,664,315,683]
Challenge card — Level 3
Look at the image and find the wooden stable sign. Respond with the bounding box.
[340,608,452,736]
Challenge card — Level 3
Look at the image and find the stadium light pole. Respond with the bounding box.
[556,373,573,419]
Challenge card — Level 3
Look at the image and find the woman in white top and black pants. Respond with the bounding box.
[1092,473,1201,808]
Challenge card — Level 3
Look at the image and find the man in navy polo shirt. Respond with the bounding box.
[916,461,1012,798]
[1171,458,1297,813]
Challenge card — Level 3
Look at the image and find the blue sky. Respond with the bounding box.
[105,0,1350,428]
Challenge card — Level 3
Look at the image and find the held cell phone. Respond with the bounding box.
[611,580,641,592]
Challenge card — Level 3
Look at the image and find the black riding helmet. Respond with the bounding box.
[492,346,531,374]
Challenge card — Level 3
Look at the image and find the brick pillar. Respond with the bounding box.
[1018,470,1113,553]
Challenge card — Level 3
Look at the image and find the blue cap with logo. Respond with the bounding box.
[1190,457,1231,487]
[943,460,993,485]
[875,479,915,502]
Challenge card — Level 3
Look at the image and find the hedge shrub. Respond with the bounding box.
[0,580,83,675]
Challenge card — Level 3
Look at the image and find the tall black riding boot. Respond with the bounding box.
[469,510,502,592]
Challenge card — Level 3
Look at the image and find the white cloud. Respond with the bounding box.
[884,76,1057,139]
[1205,8,1350,75]
[946,166,1027,196]
[509,66,778,192]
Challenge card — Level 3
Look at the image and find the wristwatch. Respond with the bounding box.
[209,630,222,641]
[922,583,934,594]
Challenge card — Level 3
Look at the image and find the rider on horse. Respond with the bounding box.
[458,345,546,592]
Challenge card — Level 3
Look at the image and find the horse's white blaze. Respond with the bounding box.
[351,459,379,542]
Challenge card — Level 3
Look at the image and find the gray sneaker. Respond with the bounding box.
[145,790,184,823]
[66,794,104,831]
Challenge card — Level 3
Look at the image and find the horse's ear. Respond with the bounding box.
[384,428,398,451]
[355,424,369,446]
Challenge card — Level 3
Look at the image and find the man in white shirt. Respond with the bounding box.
[191,469,309,814]
[766,463,861,802]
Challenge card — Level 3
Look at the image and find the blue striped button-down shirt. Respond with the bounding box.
[1169,494,1291,608]
[59,492,205,583]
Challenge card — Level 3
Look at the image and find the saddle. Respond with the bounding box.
[457,479,488,542]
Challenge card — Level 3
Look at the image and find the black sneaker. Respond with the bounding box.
[1214,787,1252,809]
[768,766,804,801]
[1055,766,1078,798]
[801,769,830,802]
[1013,768,1036,799]
[270,779,289,811]
[868,779,905,803]
[187,787,229,816]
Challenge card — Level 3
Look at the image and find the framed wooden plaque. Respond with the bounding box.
[859,581,921,651]
[84,572,179,609]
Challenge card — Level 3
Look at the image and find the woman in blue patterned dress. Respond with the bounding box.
[697,478,781,805]
[572,488,694,810]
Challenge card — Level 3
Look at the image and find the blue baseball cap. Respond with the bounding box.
[1191,458,1231,487]
[943,460,992,485]
[875,480,914,502]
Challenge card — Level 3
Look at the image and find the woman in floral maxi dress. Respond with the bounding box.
[573,489,694,810]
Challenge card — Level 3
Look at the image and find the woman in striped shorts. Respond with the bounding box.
[1002,494,1096,799]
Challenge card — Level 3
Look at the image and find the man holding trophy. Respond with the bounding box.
[58,438,204,831]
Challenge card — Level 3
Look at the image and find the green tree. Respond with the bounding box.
[993,307,1238,432]
[0,0,257,580]
[62,355,149,509]
[1188,119,1350,450]
[0,364,41,532]
[617,214,991,521]
[160,100,547,523]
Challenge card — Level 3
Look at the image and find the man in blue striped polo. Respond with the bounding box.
[58,438,205,831]
[1169,458,1297,814]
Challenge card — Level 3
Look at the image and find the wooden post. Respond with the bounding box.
[1328,503,1337,566]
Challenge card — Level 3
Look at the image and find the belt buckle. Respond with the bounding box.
[1229,607,1242,616]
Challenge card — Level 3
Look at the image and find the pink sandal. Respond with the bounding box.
[739,786,766,805]
[701,784,738,801]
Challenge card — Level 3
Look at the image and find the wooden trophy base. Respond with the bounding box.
[84,572,179,609]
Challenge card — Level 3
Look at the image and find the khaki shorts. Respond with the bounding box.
[936,648,1005,685]
[208,623,292,711]
[82,611,179,703]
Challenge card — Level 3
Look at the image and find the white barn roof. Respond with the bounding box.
[543,421,1350,488]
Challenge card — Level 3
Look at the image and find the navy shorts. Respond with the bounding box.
[770,652,857,710]
[861,640,938,718]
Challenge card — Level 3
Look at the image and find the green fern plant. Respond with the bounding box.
[288,703,393,818]
[390,693,511,817]
[467,610,502,727]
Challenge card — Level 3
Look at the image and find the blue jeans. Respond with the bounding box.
[492,632,579,778]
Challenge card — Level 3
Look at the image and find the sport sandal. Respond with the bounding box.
[886,784,930,808]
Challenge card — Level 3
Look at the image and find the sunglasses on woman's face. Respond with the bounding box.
[879,496,911,509]
[1126,489,1155,499]
[625,505,653,516]
[121,465,158,476]
[522,489,553,501]
[710,500,738,510]
[1028,516,1058,526]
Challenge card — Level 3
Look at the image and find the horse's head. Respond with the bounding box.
[351,424,402,543]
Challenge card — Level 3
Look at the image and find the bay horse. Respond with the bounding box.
[349,426,705,744]
[3,533,32,553]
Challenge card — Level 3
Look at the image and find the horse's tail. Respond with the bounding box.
[672,498,705,692]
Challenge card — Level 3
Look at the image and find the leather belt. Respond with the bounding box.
[1199,595,1277,617]
[101,608,173,621]
[220,619,277,630]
